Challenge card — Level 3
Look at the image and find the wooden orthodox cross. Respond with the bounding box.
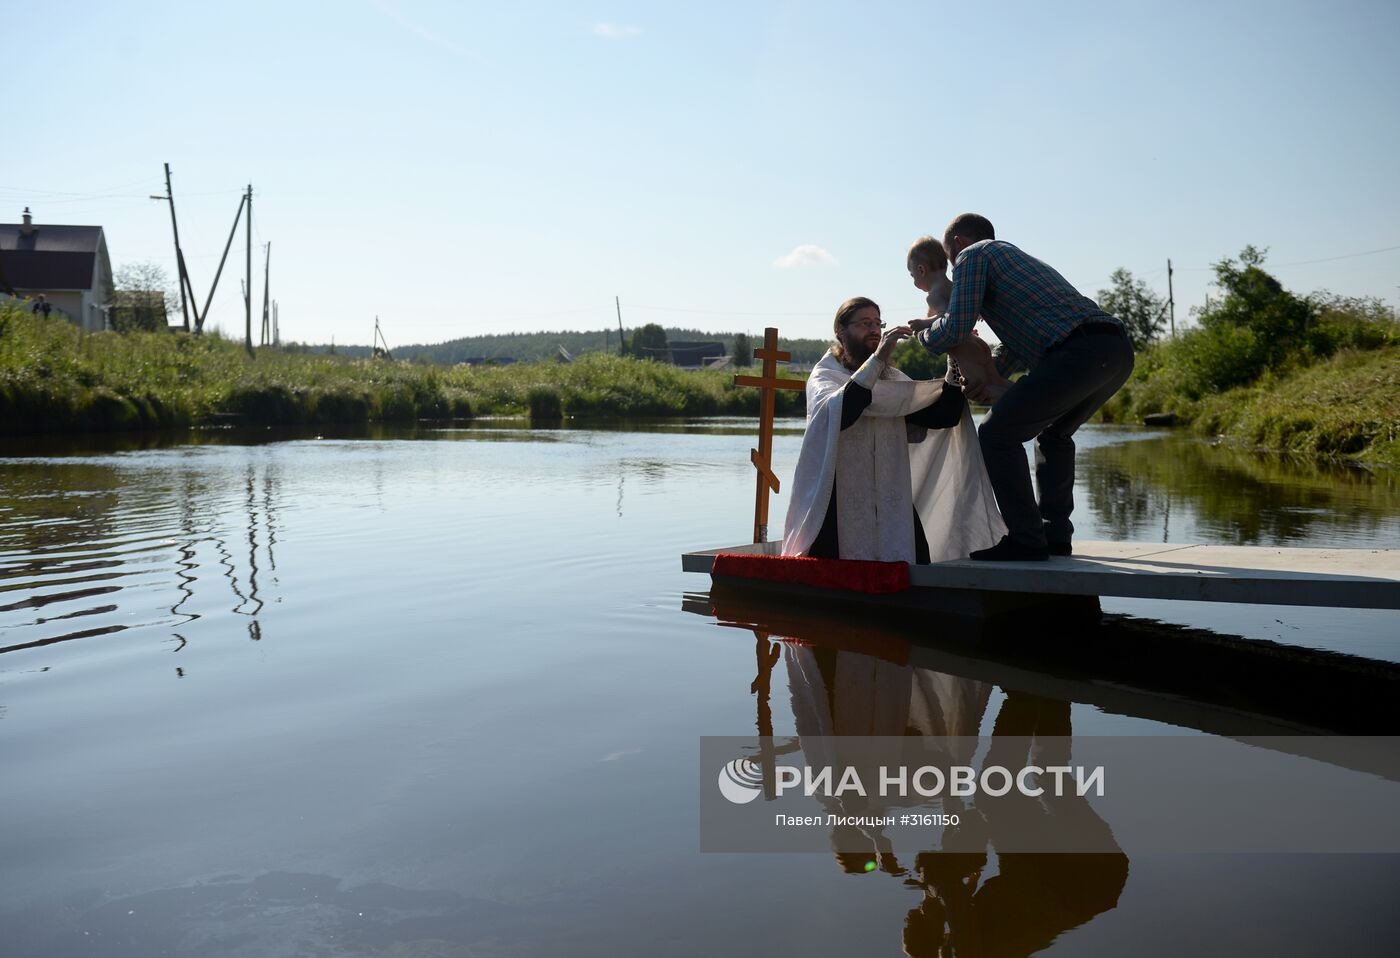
[733,327,804,543]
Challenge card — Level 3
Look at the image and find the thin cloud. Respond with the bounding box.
[773,244,838,269]
[592,23,642,39]
[369,0,485,62]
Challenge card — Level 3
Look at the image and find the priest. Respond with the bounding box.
[782,297,1005,564]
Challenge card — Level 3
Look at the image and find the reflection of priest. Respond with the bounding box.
[784,642,994,874]
[783,297,1005,563]
[784,645,991,743]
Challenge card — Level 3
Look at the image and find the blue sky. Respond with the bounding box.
[7,0,1399,347]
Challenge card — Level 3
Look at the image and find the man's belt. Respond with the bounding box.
[1047,322,1126,351]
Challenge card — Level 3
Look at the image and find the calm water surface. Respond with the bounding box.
[2,422,1398,957]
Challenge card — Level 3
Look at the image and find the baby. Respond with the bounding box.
[906,235,1009,400]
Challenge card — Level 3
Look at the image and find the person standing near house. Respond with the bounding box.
[911,214,1134,562]
[31,294,52,318]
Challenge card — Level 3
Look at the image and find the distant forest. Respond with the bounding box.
[287,328,832,365]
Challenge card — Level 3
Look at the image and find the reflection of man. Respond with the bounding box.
[784,296,1004,564]
[912,214,1134,561]
[902,691,1129,958]
[762,621,1128,954]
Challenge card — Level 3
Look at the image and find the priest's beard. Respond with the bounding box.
[836,328,881,370]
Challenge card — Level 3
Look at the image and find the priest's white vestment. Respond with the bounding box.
[781,350,1005,563]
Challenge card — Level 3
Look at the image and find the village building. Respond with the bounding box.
[108,290,170,332]
[668,340,727,370]
[0,208,114,331]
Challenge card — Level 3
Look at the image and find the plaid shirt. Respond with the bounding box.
[917,240,1118,376]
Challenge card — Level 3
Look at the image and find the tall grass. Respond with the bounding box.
[0,303,804,435]
[1100,312,1400,467]
[1188,348,1400,464]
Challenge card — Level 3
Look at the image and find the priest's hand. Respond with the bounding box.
[908,317,934,333]
[876,325,912,364]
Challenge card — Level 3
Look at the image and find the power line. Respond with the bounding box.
[483,305,611,320]
[0,178,156,197]
[1167,242,1400,273]
[1095,242,1400,296]
[0,192,152,205]
[350,304,615,329]
[624,302,831,317]
[1269,244,1400,268]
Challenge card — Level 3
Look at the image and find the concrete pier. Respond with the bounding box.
[682,541,1400,610]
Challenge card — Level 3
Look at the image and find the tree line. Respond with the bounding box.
[286,326,832,366]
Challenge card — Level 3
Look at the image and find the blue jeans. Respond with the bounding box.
[977,328,1135,549]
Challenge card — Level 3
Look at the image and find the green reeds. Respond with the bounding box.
[0,303,804,435]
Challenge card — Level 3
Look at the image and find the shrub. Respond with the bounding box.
[225,384,304,423]
[1171,324,1269,397]
[375,385,418,421]
[79,387,142,430]
[311,388,371,423]
[526,385,563,420]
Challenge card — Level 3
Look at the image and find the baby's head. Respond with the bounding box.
[906,236,948,293]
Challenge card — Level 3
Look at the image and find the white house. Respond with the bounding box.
[0,208,114,331]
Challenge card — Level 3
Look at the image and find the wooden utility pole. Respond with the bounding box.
[198,192,247,333]
[244,184,254,357]
[615,296,625,355]
[1167,258,1176,337]
[261,242,271,346]
[373,316,393,360]
[733,327,804,543]
[156,163,193,332]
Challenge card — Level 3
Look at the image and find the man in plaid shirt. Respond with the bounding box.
[912,214,1134,561]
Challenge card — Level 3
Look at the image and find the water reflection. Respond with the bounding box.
[693,580,1400,954]
[0,453,283,661]
[3,871,530,958]
[736,603,1128,956]
[901,693,1128,958]
[0,417,810,459]
[1081,435,1400,546]
[1,425,1398,955]
[702,582,1400,739]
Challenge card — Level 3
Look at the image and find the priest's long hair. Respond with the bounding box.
[832,296,879,369]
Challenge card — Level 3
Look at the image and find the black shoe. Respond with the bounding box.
[1048,541,1072,557]
[969,537,1048,562]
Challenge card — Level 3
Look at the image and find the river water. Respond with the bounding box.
[2,422,1398,957]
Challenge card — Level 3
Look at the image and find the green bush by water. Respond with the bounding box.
[1098,248,1400,467]
[0,303,805,435]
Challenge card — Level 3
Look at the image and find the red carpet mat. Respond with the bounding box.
[711,553,910,594]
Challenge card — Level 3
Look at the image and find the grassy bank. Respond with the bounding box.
[1098,248,1400,468]
[0,303,804,435]
[1196,347,1397,464]
[1102,340,1400,467]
